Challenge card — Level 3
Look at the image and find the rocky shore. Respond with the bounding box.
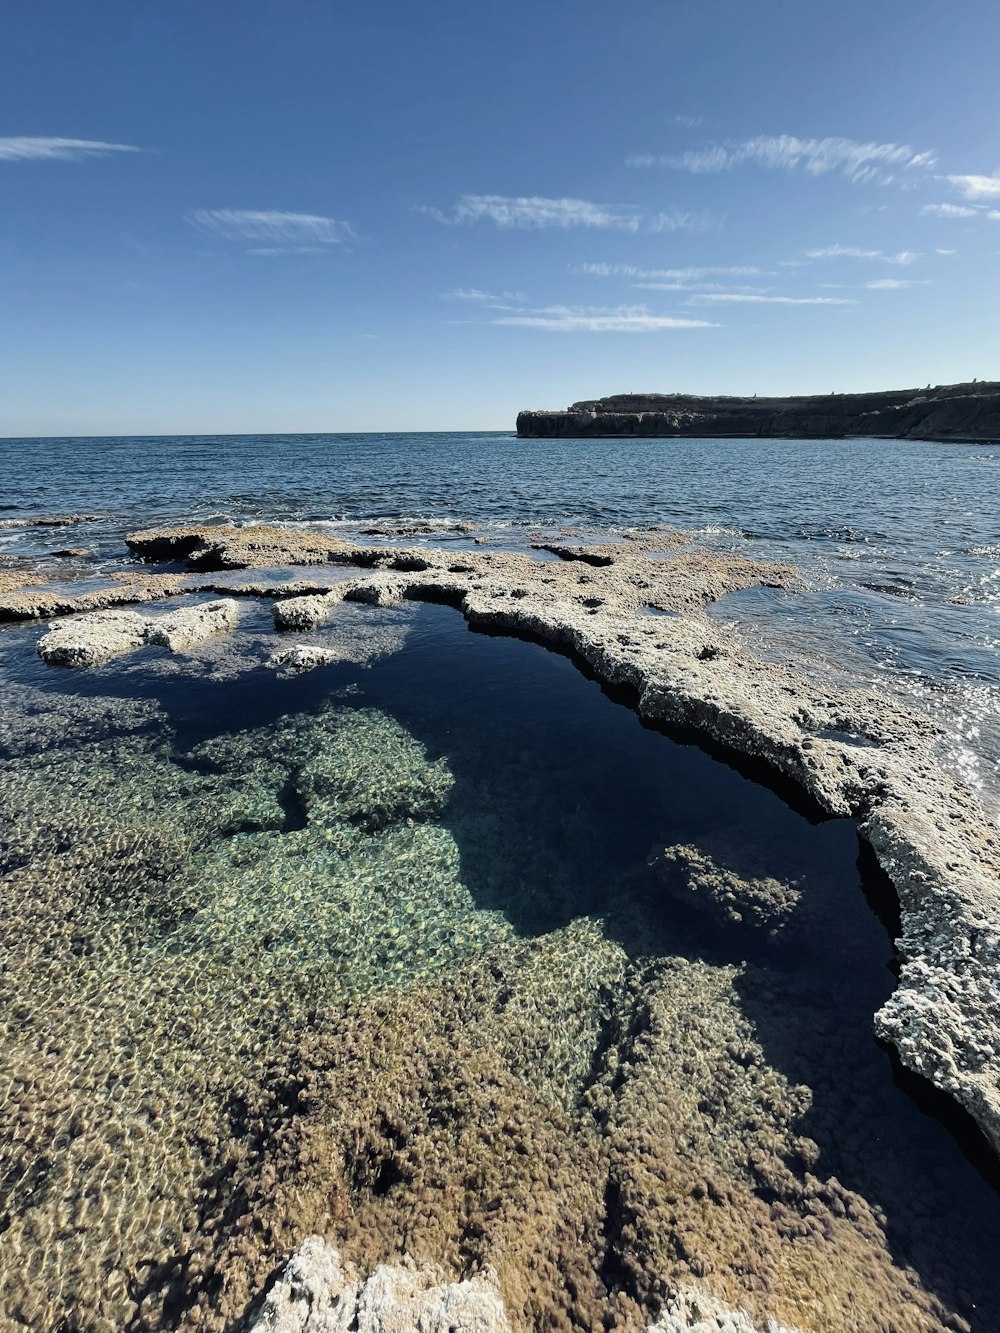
[8,522,998,1158]
[4,521,1000,1331]
[516,380,1000,442]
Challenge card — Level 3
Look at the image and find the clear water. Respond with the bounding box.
[0,597,999,1330]
[2,430,997,807]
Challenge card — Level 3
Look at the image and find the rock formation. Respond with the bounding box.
[246,1238,797,1333]
[516,381,1000,442]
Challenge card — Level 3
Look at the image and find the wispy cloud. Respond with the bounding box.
[572,261,765,280]
[0,136,142,162]
[922,202,980,218]
[688,293,856,306]
[922,200,1000,223]
[672,114,704,129]
[864,278,925,289]
[424,194,713,233]
[628,134,935,184]
[945,173,1000,200]
[491,303,718,331]
[806,245,920,265]
[442,287,528,304]
[635,281,770,293]
[187,209,354,248]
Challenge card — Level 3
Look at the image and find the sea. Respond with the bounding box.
[3,429,998,808]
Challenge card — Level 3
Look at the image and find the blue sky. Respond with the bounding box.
[1,0,999,435]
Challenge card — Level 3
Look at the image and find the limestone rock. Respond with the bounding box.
[268,644,343,673]
[37,609,148,668]
[649,1287,801,1332]
[145,598,239,652]
[247,1237,511,1333]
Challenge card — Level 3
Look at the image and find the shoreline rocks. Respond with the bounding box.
[37,598,240,667]
[13,522,1000,1161]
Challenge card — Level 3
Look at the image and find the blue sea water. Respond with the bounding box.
[2,429,997,805]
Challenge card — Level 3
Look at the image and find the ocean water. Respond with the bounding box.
[2,430,997,807]
[1,433,1000,1331]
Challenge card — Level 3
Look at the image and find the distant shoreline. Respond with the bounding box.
[517,380,1000,443]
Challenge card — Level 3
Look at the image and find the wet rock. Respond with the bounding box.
[268,644,344,673]
[37,609,149,668]
[274,589,348,632]
[145,599,239,652]
[248,1237,511,1333]
[0,513,103,529]
[50,547,91,558]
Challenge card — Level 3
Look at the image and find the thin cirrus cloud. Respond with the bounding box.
[572,262,766,280]
[0,135,142,162]
[864,278,927,289]
[805,245,921,265]
[687,293,856,306]
[186,209,354,250]
[490,303,718,332]
[442,287,529,304]
[628,134,935,184]
[424,194,714,233]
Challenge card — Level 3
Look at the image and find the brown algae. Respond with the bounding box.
[0,598,999,1331]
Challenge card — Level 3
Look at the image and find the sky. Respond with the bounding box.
[1,0,999,435]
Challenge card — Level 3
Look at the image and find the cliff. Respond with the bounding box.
[516,381,1000,442]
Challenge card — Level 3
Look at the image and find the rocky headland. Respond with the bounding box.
[516,380,1000,442]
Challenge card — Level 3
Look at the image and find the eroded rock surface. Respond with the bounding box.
[248,1237,511,1333]
[145,598,239,652]
[93,523,1000,1160]
[247,1240,796,1333]
[37,608,149,667]
[37,598,240,666]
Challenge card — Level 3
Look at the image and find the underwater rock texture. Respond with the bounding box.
[248,1238,797,1333]
[248,1237,511,1332]
[107,523,1000,1161]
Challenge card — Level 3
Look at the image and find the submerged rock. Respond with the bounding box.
[650,1289,800,1332]
[37,609,149,667]
[248,1237,511,1332]
[268,644,344,673]
[248,1240,800,1333]
[650,841,803,934]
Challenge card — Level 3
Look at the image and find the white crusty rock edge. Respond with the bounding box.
[247,1237,797,1333]
[23,526,1000,1158]
[37,599,239,667]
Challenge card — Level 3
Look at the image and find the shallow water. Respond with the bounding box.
[1,429,997,807]
[1,600,999,1330]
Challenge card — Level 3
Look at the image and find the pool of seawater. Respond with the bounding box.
[0,600,998,1331]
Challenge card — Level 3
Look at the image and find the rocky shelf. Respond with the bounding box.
[7,521,999,1169]
[516,381,1000,442]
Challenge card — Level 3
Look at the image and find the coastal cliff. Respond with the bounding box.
[516,380,1000,442]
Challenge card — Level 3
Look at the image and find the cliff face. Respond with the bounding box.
[516,381,1000,442]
